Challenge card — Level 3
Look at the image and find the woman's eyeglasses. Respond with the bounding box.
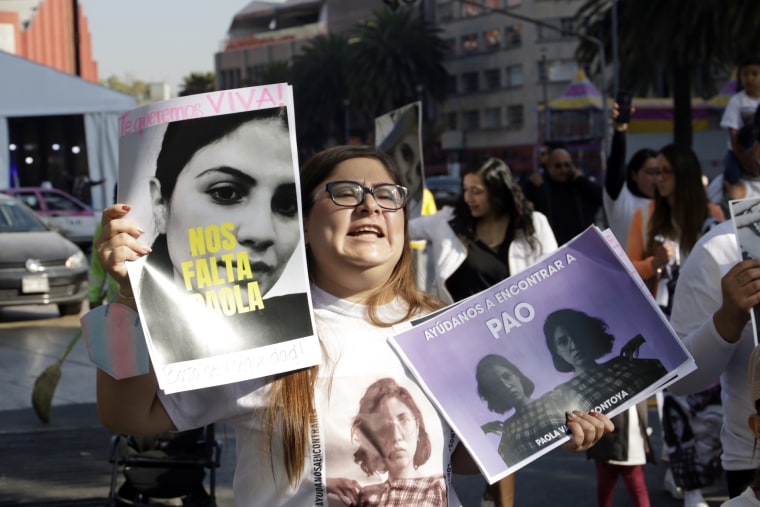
[319,181,408,210]
[653,168,676,178]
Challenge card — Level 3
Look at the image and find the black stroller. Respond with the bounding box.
[107,425,222,506]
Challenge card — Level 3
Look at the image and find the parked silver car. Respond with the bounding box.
[0,193,88,315]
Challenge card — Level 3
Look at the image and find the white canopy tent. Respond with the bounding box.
[0,50,137,210]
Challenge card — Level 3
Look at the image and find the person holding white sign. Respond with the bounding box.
[89,145,612,506]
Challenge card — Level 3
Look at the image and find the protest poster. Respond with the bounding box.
[375,101,425,219]
[729,197,760,345]
[117,83,320,393]
[390,226,696,483]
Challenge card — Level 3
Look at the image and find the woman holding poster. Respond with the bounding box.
[88,145,611,506]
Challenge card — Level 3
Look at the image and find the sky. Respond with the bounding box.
[78,0,249,95]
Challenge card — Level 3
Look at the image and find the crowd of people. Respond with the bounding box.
[79,79,760,507]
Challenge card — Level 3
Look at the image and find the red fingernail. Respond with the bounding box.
[122,204,131,212]
[588,411,598,416]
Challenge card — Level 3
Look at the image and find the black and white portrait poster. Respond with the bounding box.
[118,83,319,393]
[729,197,760,346]
[375,101,425,219]
[390,226,696,483]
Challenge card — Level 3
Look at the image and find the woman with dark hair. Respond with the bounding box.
[410,157,557,304]
[89,144,612,506]
[626,143,726,507]
[136,108,312,363]
[603,101,658,249]
[626,143,724,315]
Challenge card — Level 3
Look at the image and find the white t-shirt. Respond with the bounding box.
[603,185,650,250]
[721,91,760,150]
[707,174,760,205]
[669,220,760,472]
[722,487,760,507]
[607,406,647,466]
[159,284,462,507]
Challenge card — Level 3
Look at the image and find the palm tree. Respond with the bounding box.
[290,33,354,156]
[575,0,760,147]
[288,9,450,156]
[179,72,215,97]
[244,61,292,88]
[348,8,450,119]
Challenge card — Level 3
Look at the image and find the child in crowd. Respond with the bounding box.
[721,57,760,201]
[721,346,760,506]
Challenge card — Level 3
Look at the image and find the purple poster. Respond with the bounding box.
[390,226,695,483]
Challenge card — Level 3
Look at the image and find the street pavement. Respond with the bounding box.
[0,303,730,506]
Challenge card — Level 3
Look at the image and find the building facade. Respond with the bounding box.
[0,0,97,82]
[214,0,588,174]
[215,0,377,90]
[435,0,585,173]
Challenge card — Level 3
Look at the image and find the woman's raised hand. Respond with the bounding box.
[95,204,152,296]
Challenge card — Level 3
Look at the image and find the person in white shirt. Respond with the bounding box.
[720,345,760,506]
[86,144,612,507]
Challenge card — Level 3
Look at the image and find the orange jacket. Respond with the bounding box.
[626,201,724,295]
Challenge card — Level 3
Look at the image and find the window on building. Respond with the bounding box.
[505,24,522,48]
[461,33,478,53]
[484,68,501,89]
[447,74,458,94]
[560,17,575,35]
[507,105,524,128]
[463,110,480,129]
[438,2,453,22]
[484,107,501,128]
[447,112,458,130]
[484,28,501,50]
[445,37,456,54]
[506,64,523,87]
[463,3,481,16]
[462,72,479,93]
[537,17,574,41]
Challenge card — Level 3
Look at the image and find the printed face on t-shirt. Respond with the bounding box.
[364,396,420,478]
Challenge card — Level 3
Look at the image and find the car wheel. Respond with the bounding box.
[58,301,83,316]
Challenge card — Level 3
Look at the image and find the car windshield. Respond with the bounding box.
[0,201,48,233]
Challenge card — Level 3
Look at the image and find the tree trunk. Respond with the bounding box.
[672,64,693,148]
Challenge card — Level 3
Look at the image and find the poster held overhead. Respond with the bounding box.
[376,101,425,219]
